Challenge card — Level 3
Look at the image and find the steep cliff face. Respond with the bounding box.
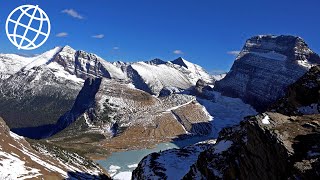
[270,65,320,115]
[50,78,102,136]
[215,35,320,111]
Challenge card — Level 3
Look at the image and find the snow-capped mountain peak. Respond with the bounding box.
[0,46,216,96]
[170,57,214,84]
[23,47,62,71]
[171,57,190,68]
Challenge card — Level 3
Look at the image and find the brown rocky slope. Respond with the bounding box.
[0,117,110,179]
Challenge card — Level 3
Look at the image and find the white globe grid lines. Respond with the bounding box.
[5,5,51,50]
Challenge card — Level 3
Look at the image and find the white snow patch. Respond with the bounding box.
[113,171,132,180]
[172,58,213,84]
[108,165,121,177]
[9,132,24,140]
[297,60,313,69]
[166,99,194,112]
[212,73,226,81]
[127,164,138,168]
[0,151,41,179]
[109,165,121,170]
[197,91,257,137]
[24,47,62,70]
[99,60,126,80]
[18,147,68,177]
[0,54,30,79]
[142,145,206,180]
[262,115,271,125]
[47,62,84,83]
[131,62,192,94]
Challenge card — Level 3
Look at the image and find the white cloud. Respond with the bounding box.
[210,69,227,75]
[227,51,241,56]
[92,34,104,39]
[173,50,184,55]
[56,32,68,37]
[62,9,84,19]
[113,47,119,50]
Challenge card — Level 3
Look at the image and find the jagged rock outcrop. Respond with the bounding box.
[193,79,214,100]
[0,117,109,179]
[183,113,320,179]
[52,46,126,80]
[159,86,183,97]
[50,78,102,136]
[270,65,320,115]
[215,35,320,111]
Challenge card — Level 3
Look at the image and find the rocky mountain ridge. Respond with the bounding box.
[0,45,215,130]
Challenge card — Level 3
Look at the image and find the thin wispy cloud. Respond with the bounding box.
[92,34,105,39]
[113,47,120,50]
[56,32,68,37]
[227,50,240,56]
[62,9,84,19]
[173,50,184,55]
[210,69,227,75]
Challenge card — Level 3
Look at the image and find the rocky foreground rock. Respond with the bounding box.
[184,113,320,179]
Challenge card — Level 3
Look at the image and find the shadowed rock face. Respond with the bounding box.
[50,78,102,136]
[215,35,320,111]
[269,65,320,115]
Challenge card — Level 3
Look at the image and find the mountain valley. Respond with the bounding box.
[0,35,319,179]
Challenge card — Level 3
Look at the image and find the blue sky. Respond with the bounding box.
[0,0,319,72]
